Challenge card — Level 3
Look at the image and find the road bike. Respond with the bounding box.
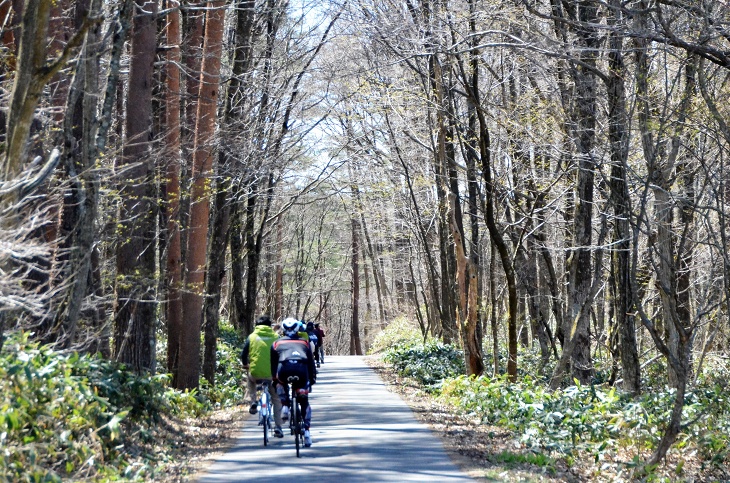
[255,382,275,446]
[286,376,305,457]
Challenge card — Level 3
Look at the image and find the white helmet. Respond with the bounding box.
[281,318,300,337]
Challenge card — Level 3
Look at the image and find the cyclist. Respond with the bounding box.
[241,315,284,438]
[305,321,320,367]
[271,317,317,447]
[314,323,325,364]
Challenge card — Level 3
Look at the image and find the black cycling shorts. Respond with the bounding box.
[277,359,309,388]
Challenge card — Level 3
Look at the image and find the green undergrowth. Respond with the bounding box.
[383,339,465,387]
[377,321,730,478]
[0,324,245,482]
[438,373,730,466]
[199,322,246,407]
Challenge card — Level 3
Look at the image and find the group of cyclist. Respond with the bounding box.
[240,315,326,448]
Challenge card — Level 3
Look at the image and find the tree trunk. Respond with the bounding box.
[164,0,184,383]
[606,0,640,394]
[2,0,52,185]
[241,182,259,336]
[51,0,101,348]
[274,213,284,320]
[178,0,225,389]
[449,191,484,376]
[202,174,231,384]
[113,0,158,373]
[229,200,246,331]
[548,0,599,387]
[489,243,500,375]
[350,216,363,355]
[432,53,458,343]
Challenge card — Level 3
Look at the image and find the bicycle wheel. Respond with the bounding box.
[291,388,300,457]
[263,412,269,446]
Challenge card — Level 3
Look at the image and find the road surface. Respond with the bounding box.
[197,355,476,482]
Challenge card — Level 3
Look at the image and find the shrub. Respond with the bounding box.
[438,372,730,465]
[0,331,209,481]
[199,322,246,407]
[384,339,465,387]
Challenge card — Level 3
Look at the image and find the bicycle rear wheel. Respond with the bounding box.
[261,391,270,446]
[263,414,269,446]
[291,388,300,457]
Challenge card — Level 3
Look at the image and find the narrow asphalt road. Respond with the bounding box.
[196,355,476,482]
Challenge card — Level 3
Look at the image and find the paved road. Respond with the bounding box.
[197,355,476,482]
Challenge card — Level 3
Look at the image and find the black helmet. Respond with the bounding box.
[306,321,314,331]
[255,315,272,326]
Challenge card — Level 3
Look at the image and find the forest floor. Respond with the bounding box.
[157,357,721,483]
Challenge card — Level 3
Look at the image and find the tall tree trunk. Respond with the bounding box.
[432,53,458,343]
[241,181,259,336]
[164,0,184,384]
[606,0,640,394]
[178,0,225,389]
[240,177,275,337]
[457,51,518,380]
[229,200,246,331]
[449,191,484,376]
[2,0,52,185]
[350,216,363,355]
[178,1,205,270]
[274,212,283,320]
[489,243,500,376]
[202,174,231,384]
[52,0,101,348]
[548,0,599,387]
[113,0,158,373]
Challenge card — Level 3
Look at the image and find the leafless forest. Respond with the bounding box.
[1,0,729,466]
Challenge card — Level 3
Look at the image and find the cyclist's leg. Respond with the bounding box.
[244,372,258,413]
[276,377,290,421]
[266,380,283,428]
[298,394,311,430]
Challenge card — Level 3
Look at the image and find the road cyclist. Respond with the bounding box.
[271,317,317,450]
[304,321,320,367]
[314,323,325,365]
[240,315,284,439]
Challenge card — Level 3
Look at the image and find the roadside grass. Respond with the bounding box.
[490,450,556,470]
[375,321,730,482]
[0,322,245,482]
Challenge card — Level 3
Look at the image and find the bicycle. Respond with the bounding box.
[255,381,274,446]
[286,375,305,457]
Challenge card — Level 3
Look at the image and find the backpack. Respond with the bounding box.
[307,331,319,346]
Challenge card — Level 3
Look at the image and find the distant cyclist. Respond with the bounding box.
[314,323,325,364]
[271,317,317,447]
[241,315,284,438]
[305,321,320,367]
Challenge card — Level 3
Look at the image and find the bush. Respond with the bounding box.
[438,372,730,465]
[384,339,465,387]
[199,322,246,407]
[0,331,207,481]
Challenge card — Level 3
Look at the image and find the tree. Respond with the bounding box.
[178,0,226,390]
[163,0,184,384]
[113,0,158,373]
